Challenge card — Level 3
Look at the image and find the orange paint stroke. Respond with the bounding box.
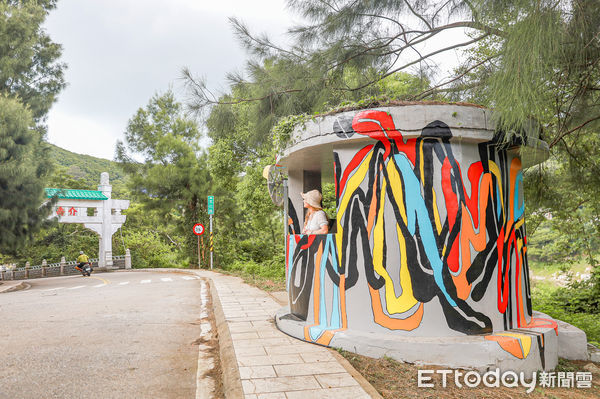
[314,273,349,346]
[340,274,347,329]
[515,238,527,328]
[368,285,423,330]
[485,335,524,359]
[453,173,492,299]
[366,164,382,238]
[304,242,324,342]
[506,157,522,241]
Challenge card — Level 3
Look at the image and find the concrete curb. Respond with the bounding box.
[206,277,244,399]
[330,349,385,399]
[0,281,27,293]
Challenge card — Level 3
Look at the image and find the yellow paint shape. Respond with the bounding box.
[419,140,425,186]
[514,217,524,231]
[488,161,505,225]
[371,178,418,314]
[432,188,442,234]
[385,159,408,225]
[336,151,373,254]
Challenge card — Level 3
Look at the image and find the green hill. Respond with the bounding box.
[45,143,128,193]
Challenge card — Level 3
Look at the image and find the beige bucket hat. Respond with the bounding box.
[301,189,323,209]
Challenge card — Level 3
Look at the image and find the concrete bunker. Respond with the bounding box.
[274,103,588,372]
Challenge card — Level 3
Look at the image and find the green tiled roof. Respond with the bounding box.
[45,188,108,200]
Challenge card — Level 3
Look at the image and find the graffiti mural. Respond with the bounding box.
[285,109,548,362]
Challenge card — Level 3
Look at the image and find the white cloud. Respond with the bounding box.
[43,0,294,160]
[46,109,122,160]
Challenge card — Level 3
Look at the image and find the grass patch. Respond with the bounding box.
[214,255,286,292]
[217,267,286,292]
[533,282,600,346]
[529,259,592,278]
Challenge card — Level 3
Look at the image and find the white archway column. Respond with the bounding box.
[98,172,113,268]
[48,172,129,268]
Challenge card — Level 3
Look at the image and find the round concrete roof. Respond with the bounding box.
[278,103,548,174]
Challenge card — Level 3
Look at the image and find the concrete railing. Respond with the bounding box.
[0,249,131,281]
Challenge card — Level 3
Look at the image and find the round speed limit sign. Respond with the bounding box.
[193,223,205,236]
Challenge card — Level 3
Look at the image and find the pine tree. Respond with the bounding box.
[0,1,66,253]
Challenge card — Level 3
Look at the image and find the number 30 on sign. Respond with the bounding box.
[193,223,205,236]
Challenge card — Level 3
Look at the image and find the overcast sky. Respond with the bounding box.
[44,1,468,161]
[43,0,295,160]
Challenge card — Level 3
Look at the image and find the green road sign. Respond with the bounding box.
[208,195,214,215]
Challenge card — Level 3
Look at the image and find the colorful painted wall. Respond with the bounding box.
[284,109,557,366]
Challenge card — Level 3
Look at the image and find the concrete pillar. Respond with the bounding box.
[125,248,132,269]
[25,262,30,279]
[98,172,113,268]
[287,168,304,234]
[41,259,47,277]
[60,256,66,275]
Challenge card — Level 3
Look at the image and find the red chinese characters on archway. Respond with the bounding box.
[56,207,65,216]
[68,207,77,216]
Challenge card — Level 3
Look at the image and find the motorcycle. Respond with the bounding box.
[76,262,93,277]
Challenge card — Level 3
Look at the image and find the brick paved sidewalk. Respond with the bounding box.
[196,270,373,399]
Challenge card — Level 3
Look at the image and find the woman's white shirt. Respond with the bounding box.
[304,210,328,233]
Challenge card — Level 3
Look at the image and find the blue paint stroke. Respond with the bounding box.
[309,235,342,341]
[496,184,502,222]
[393,154,457,307]
[513,171,525,221]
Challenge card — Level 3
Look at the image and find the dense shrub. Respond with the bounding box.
[533,281,600,346]
[124,230,182,269]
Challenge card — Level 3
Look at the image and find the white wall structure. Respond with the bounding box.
[46,172,129,268]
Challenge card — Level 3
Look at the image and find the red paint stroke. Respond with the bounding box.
[395,138,417,167]
[447,240,460,274]
[338,144,373,196]
[441,158,458,230]
[285,235,290,277]
[300,235,316,250]
[497,228,516,314]
[523,317,559,336]
[352,110,410,162]
[515,242,523,327]
[465,162,484,228]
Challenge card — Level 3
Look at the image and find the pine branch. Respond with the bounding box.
[410,55,496,100]
[334,33,489,92]
[549,115,600,148]
[403,0,433,30]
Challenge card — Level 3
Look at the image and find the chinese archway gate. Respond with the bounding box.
[46,172,129,268]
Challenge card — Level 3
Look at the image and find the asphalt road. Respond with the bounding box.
[0,270,213,399]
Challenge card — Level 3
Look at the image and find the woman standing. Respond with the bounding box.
[301,189,329,235]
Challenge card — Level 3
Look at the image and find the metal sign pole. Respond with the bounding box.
[197,235,201,269]
[208,195,214,270]
[209,214,213,270]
